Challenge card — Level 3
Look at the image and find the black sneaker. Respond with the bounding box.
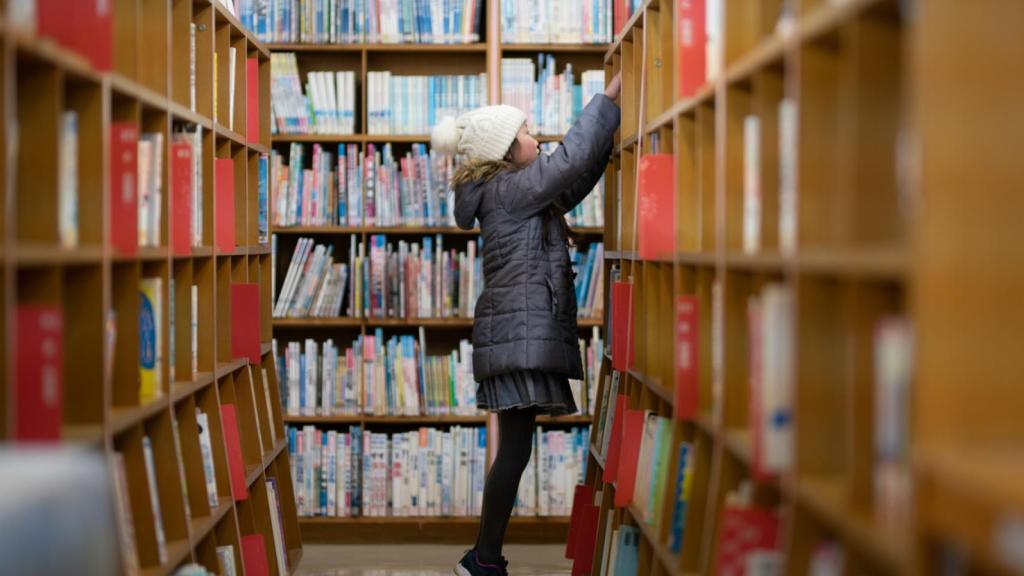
[454,549,509,576]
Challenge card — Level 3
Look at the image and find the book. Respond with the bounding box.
[714,488,782,576]
[221,404,249,501]
[748,284,793,477]
[668,442,694,553]
[613,409,648,507]
[190,23,197,111]
[110,122,139,256]
[611,281,635,371]
[171,127,204,248]
[514,427,590,517]
[139,277,164,403]
[240,534,269,576]
[59,110,78,247]
[809,539,844,576]
[14,305,63,440]
[191,285,199,374]
[142,436,168,564]
[110,453,140,576]
[215,158,235,253]
[246,0,484,44]
[260,368,278,444]
[195,410,220,509]
[171,140,194,256]
[265,481,289,574]
[258,153,269,243]
[247,58,260,143]
[228,47,238,130]
[501,0,611,44]
[231,283,261,364]
[367,72,487,135]
[138,132,164,248]
[778,98,797,254]
[612,525,640,576]
[675,295,699,419]
[565,484,594,559]
[216,545,238,576]
[677,0,707,97]
[874,316,913,528]
[501,57,605,135]
[743,114,762,253]
[706,0,723,81]
[637,153,675,260]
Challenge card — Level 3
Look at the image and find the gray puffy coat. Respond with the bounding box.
[454,94,621,381]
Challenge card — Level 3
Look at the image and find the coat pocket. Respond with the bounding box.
[546,277,558,316]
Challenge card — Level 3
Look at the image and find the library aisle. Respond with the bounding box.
[4,0,1023,575]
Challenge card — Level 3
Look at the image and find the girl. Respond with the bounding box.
[431,72,622,576]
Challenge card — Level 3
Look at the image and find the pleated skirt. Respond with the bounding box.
[476,370,579,415]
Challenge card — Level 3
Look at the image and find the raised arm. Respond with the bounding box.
[497,94,621,220]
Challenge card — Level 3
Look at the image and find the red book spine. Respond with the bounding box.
[602,395,627,484]
[240,534,270,576]
[220,404,249,501]
[110,122,139,257]
[171,142,193,256]
[715,506,781,573]
[231,283,261,364]
[247,58,260,144]
[748,296,769,481]
[37,0,72,48]
[215,158,236,253]
[613,409,647,508]
[570,502,600,576]
[565,484,595,559]
[611,282,635,372]
[15,306,63,441]
[675,295,699,420]
[614,0,628,36]
[637,154,676,261]
[678,0,707,98]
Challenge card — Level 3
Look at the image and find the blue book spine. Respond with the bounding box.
[669,443,691,553]
[299,353,307,412]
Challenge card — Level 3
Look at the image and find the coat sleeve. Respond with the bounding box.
[496,94,620,220]
[554,136,613,214]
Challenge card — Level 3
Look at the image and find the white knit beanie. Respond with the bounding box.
[431,105,527,162]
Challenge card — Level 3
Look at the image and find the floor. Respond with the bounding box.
[296,544,573,575]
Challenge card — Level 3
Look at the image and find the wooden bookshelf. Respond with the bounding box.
[264,0,611,544]
[0,4,302,575]
[585,0,1024,575]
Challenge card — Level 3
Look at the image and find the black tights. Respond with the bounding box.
[474,407,538,564]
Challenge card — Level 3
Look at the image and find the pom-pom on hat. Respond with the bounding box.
[431,105,527,162]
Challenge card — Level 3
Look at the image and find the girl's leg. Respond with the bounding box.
[474,406,538,564]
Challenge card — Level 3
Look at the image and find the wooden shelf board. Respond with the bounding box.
[270,225,604,236]
[694,412,716,437]
[725,34,786,87]
[109,72,168,112]
[271,225,367,234]
[617,133,640,153]
[189,502,233,547]
[364,134,432,143]
[271,133,364,143]
[501,43,608,53]
[115,246,170,263]
[61,423,105,445]
[626,503,682,575]
[297,514,572,543]
[250,142,271,155]
[797,247,908,280]
[677,251,718,266]
[215,359,248,378]
[787,475,909,573]
[140,538,192,576]
[590,442,606,472]
[284,414,488,425]
[798,0,890,46]
[111,397,168,435]
[248,244,272,255]
[245,463,263,489]
[170,372,216,404]
[272,317,364,328]
[604,0,652,63]
[536,414,594,424]
[10,27,100,80]
[536,135,565,142]
[288,549,304,575]
[725,251,787,272]
[169,101,213,130]
[627,369,674,407]
[298,515,569,525]
[266,43,488,53]
[214,122,247,146]
[916,444,1024,514]
[188,246,215,258]
[722,427,753,467]
[14,243,103,266]
[261,341,273,357]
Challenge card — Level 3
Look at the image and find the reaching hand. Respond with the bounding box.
[604,72,622,101]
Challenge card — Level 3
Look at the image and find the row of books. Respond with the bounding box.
[288,425,487,517]
[272,54,358,136]
[501,55,605,136]
[740,104,799,256]
[570,242,606,321]
[513,426,590,517]
[540,141,605,229]
[500,0,612,44]
[275,331,477,416]
[272,235,483,320]
[242,0,483,44]
[271,142,459,228]
[367,72,488,135]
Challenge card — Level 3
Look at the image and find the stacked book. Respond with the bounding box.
[287,425,487,517]
[272,235,483,320]
[501,55,605,135]
[138,132,164,248]
[570,327,604,416]
[275,331,477,416]
[513,426,590,517]
[500,0,612,44]
[243,0,484,45]
[571,241,605,319]
[271,143,462,228]
[367,72,487,135]
[271,53,357,135]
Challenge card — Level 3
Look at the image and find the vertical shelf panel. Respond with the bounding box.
[112,262,142,408]
[15,55,61,244]
[140,0,171,95]
[65,74,105,246]
[62,264,105,428]
[114,0,140,80]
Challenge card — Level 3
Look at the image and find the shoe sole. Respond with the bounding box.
[453,564,473,576]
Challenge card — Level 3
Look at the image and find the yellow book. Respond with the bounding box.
[213,53,218,122]
[139,277,164,402]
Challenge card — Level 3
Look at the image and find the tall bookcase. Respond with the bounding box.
[266,0,611,544]
[0,1,302,575]
[584,0,1024,574]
